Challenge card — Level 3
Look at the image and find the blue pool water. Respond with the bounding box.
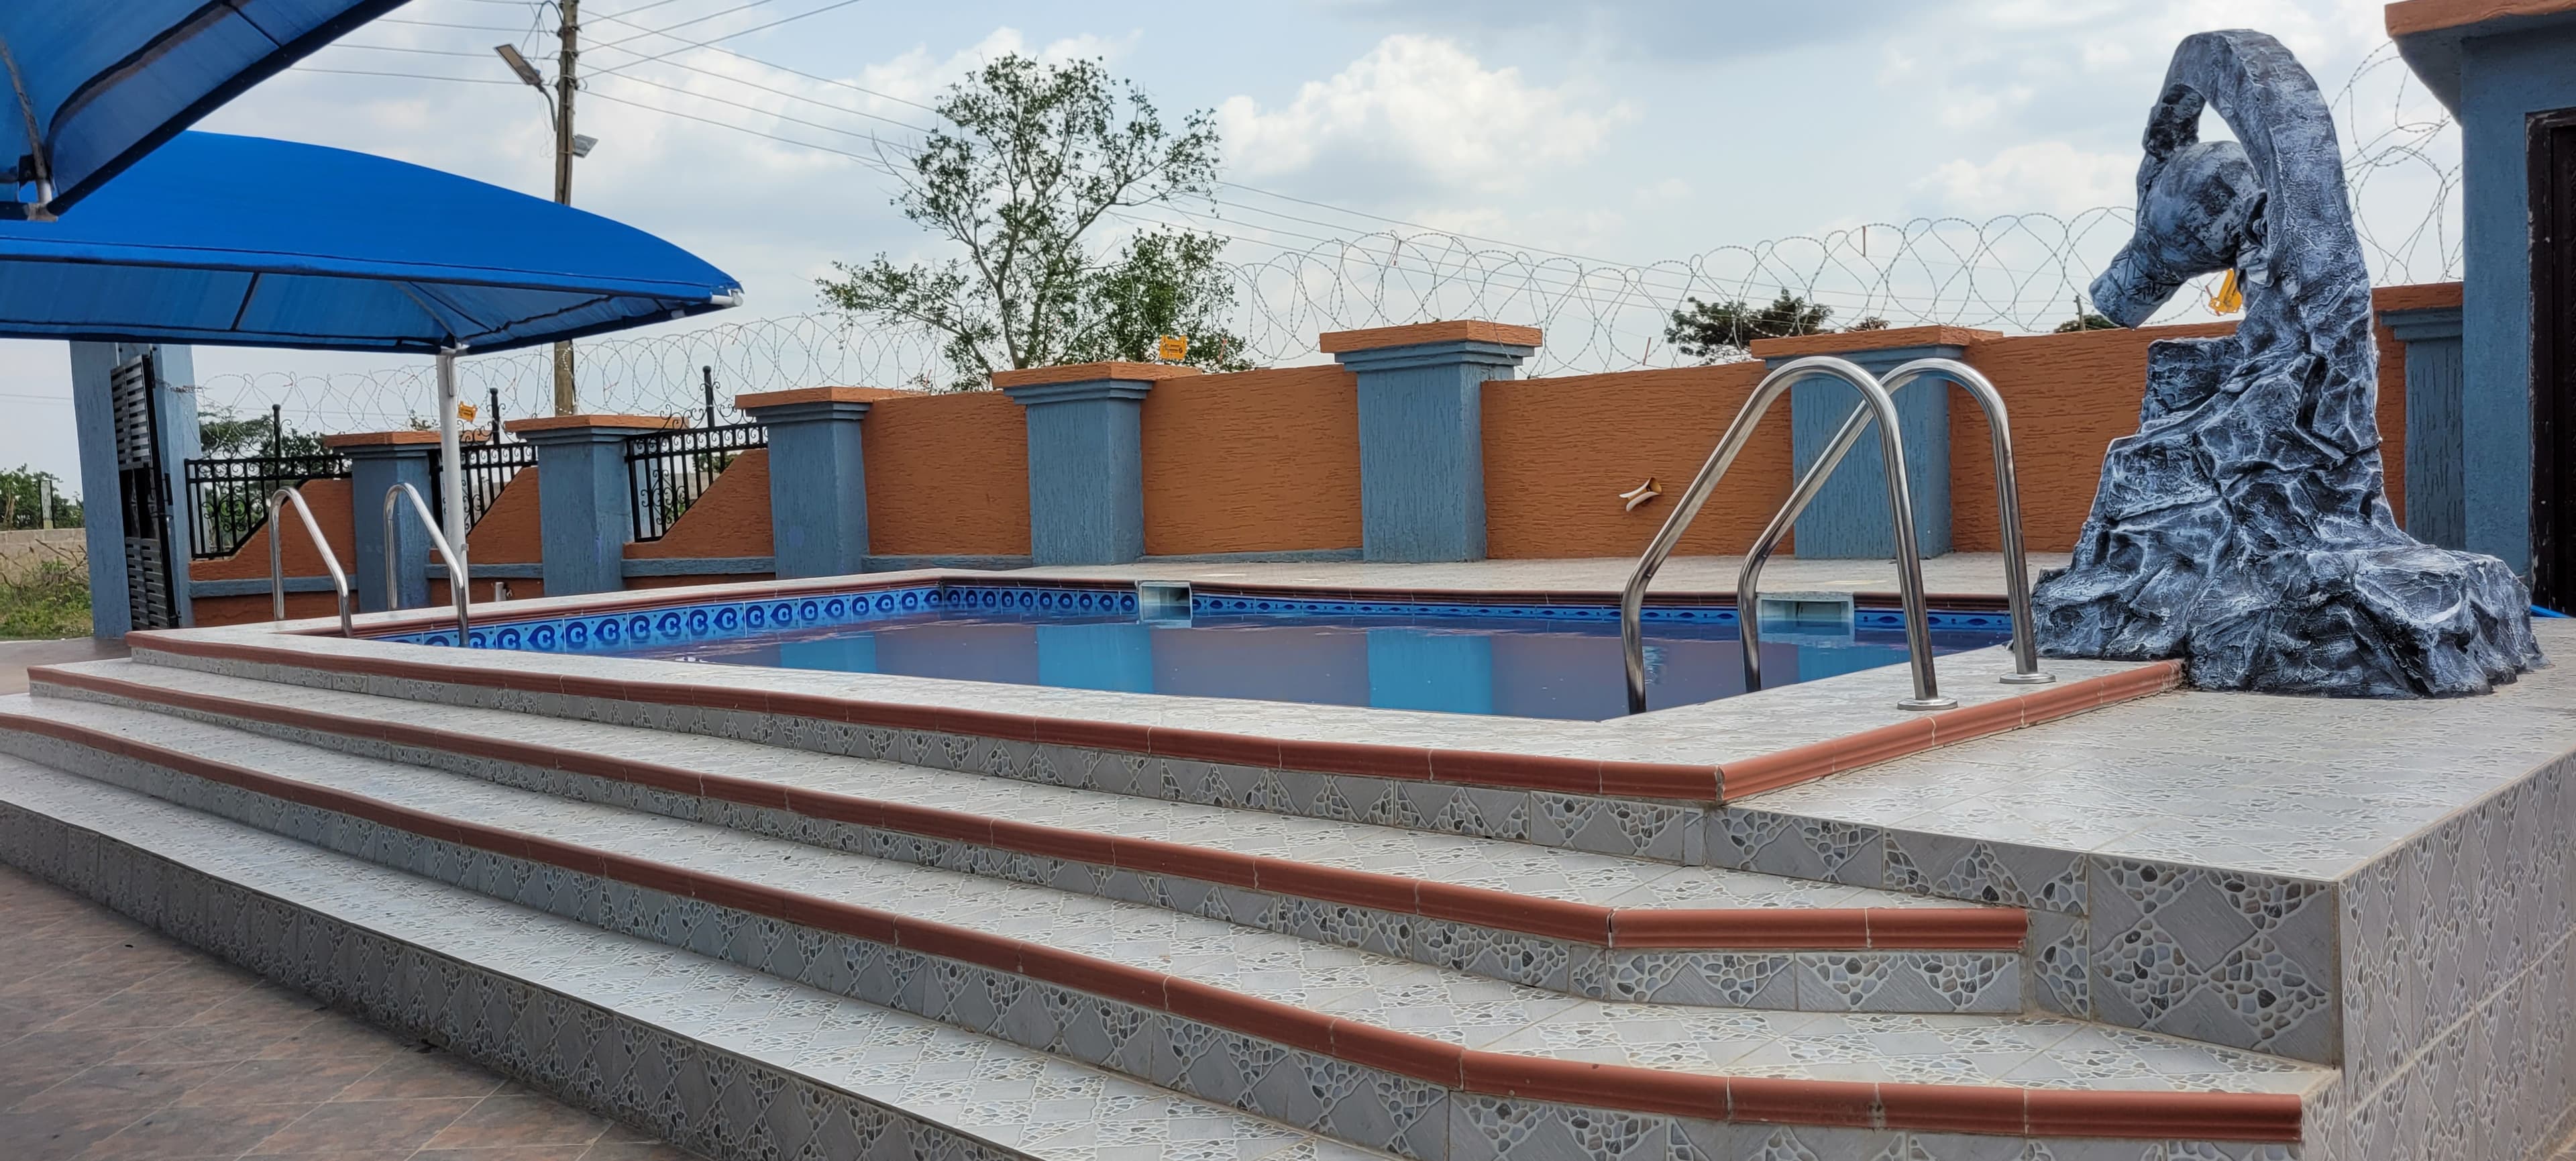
[605,601,2013,721]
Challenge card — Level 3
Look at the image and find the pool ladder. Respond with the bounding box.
[258,484,472,642]
[383,483,472,642]
[1618,356,2050,715]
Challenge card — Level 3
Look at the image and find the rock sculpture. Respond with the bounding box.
[2031,29,2543,697]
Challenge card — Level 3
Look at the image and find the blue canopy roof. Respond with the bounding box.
[2,1,407,220]
[0,132,742,354]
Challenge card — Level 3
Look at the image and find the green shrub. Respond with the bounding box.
[0,560,93,639]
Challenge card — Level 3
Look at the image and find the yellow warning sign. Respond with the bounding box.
[456,401,478,422]
[1155,334,1189,361]
[2208,268,2243,315]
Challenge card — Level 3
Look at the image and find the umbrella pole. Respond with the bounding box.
[435,348,470,587]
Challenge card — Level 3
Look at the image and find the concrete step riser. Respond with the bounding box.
[83,653,2343,1058]
[133,647,1729,866]
[0,802,1068,1161]
[32,680,2027,1015]
[0,729,2308,1156]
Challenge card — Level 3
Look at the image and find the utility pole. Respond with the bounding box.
[551,0,580,415]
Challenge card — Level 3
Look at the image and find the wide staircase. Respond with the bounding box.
[0,646,2330,1160]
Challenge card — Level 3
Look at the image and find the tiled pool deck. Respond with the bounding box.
[3,555,2571,1159]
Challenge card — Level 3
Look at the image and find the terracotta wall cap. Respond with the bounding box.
[988,362,1205,389]
[502,414,687,434]
[2371,281,2464,313]
[1747,325,2005,359]
[1318,321,1542,353]
[735,385,920,410]
[2385,0,2576,38]
[321,429,488,448]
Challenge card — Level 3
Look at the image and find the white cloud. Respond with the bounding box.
[1216,35,1631,192]
[1915,141,2136,216]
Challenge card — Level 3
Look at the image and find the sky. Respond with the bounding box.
[1,0,2459,498]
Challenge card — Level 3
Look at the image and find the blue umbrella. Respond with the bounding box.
[3,1,409,220]
[0,130,741,552]
[0,132,741,352]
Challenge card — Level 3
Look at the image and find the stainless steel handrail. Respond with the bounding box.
[383,483,472,641]
[1619,355,1951,715]
[267,488,353,637]
[1737,358,2052,693]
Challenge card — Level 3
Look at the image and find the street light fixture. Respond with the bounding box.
[494,44,543,91]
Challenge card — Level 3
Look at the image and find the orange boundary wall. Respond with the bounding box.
[189,287,2453,622]
[1140,366,1362,556]
[1483,362,1788,558]
[189,478,358,627]
[863,391,1031,557]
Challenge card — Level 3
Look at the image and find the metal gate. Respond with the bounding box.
[111,354,179,629]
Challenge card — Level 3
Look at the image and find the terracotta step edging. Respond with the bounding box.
[0,710,2304,1145]
[24,666,2025,953]
[121,634,2182,803]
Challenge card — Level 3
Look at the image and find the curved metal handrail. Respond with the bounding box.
[1619,355,1951,715]
[383,483,472,641]
[267,488,353,637]
[1737,358,2051,693]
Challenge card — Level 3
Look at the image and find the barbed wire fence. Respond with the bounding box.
[195,46,2462,435]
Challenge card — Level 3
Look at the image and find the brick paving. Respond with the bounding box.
[0,862,698,1161]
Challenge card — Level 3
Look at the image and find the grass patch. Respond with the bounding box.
[0,560,93,639]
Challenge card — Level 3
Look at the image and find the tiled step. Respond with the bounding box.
[119,629,2180,852]
[0,758,1384,1161]
[0,695,2328,1157]
[30,660,2025,1010]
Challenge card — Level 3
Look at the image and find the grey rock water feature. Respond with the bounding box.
[2031,29,2543,697]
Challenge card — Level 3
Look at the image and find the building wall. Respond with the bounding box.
[1138,366,1363,556]
[2457,22,2576,570]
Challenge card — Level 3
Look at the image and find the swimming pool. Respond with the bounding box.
[401,582,2015,720]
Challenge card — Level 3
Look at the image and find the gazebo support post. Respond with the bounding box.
[435,347,470,577]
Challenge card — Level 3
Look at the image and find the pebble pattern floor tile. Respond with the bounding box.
[74,660,1957,913]
[10,704,2327,1096]
[0,860,699,1161]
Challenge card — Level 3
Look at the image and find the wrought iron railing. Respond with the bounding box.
[625,422,766,543]
[431,439,539,532]
[184,452,350,559]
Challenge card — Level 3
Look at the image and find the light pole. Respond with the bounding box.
[495,16,596,415]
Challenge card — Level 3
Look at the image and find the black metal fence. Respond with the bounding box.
[182,452,351,559]
[626,422,767,542]
[432,439,539,532]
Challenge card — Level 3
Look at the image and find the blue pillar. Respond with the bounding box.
[1758,332,1989,560]
[1325,322,1540,563]
[2440,20,2576,572]
[506,415,680,595]
[1000,363,1183,566]
[327,432,440,612]
[739,388,873,578]
[2383,303,2467,550]
[69,341,199,636]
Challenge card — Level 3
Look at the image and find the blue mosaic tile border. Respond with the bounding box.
[380,583,1140,652]
[1191,593,2014,634]
[376,580,2010,655]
